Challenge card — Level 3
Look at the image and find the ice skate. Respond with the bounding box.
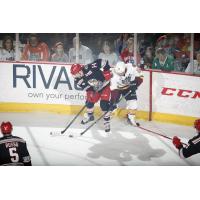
[81,113,95,124]
[127,114,139,126]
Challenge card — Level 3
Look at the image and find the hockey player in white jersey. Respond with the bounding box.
[110,61,143,126]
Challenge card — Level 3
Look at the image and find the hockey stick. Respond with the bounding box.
[61,104,87,134]
[50,105,86,136]
[50,81,110,136]
[134,125,188,146]
[62,81,110,134]
[75,90,132,137]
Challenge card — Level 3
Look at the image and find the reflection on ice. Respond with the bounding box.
[0,112,199,166]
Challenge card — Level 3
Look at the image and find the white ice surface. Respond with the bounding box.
[0,112,199,166]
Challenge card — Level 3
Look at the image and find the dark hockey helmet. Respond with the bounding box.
[0,122,13,134]
[194,119,200,132]
[71,63,82,75]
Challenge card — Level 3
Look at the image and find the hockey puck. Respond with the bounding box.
[69,134,73,138]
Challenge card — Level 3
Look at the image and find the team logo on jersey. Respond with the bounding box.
[88,79,99,87]
[121,74,131,85]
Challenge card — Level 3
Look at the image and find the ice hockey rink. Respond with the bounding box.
[0,112,199,166]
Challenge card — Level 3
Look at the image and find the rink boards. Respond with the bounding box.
[0,61,199,125]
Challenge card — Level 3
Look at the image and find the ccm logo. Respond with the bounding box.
[161,87,200,99]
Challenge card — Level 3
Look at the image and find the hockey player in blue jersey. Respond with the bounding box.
[70,59,112,132]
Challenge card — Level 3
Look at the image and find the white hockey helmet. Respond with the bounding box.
[114,61,126,75]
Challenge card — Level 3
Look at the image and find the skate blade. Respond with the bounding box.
[127,119,140,127]
[81,120,95,125]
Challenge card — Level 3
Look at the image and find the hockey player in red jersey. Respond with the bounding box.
[70,59,112,132]
[173,119,200,158]
[0,122,32,166]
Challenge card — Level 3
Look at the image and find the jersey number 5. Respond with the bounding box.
[9,147,19,162]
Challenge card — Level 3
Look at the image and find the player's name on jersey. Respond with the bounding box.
[5,141,19,148]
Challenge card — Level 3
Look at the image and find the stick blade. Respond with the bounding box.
[50,131,64,136]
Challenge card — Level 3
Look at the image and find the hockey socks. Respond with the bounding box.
[104,112,111,132]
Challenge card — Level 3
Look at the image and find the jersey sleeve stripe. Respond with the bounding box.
[0,138,26,145]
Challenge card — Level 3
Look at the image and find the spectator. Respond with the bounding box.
[156,35,168,49]
[156,35,175,57]
[51,42,69,63]
[174,53,190,72]
[194,34,200,52]
[68,36,93,64]
[139,39,151,58]
[98,40,118,67]
[181,37,191,56]
[165,35,176,57]
[120,37,141,65]
[173,35,190,58]
[173,35,190,71]
[152,48,174,71]
[21,34,49,61]
[114,33,130,56]
[185,52,200,75]
[174,35,182,50]
[92,36,103,59]
[0,36,15,61]
[143,47,154,69]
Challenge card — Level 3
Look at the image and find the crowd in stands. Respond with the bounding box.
[0,33,200,75]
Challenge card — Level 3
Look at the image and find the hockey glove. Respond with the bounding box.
[172,136,183,149]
